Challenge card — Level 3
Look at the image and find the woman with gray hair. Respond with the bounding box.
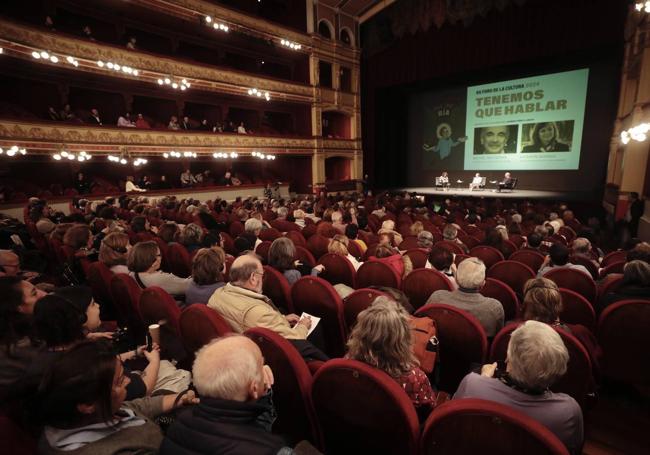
[179,223,204,253]
[454,320,583,453]
[599,259,650,313]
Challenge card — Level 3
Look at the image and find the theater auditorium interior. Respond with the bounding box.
[1,0,649,454]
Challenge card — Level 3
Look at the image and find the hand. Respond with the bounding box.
[262,365,274,391]
[541,255,551,267]
[175,390,199,407]
[150,226,159,234]
[297,315,312,329]
[285,314,300,325]
[87,331,114,340]
[143,343,160,362]
[481,362,498,378]
[313,264,325,273]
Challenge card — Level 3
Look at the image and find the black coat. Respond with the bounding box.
[161,396,290,455]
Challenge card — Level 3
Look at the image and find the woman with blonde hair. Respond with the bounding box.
[99,231,131,274]
[347,296,435,415]
[328,234,362,271]
[409,221,424,237]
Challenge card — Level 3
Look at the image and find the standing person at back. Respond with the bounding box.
[426,257,504,337]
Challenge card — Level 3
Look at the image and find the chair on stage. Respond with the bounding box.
[435,177,450,191]
[469,177,487,191]
[498,177,518,192]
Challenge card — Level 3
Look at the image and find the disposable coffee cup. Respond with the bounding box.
[148,324,160,345]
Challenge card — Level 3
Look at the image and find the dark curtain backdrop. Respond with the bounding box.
[362,0,627,193]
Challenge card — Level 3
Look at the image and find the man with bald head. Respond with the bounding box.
[0,250,39,281]
[161,335,292,454]
[208,254,312,340]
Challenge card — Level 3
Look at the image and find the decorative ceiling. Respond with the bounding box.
[318,0,396,22]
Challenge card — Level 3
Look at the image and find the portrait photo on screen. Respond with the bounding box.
[520,121,574,153]
[473,125,518,155]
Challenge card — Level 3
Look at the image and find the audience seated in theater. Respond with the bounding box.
[268,237,322,285]
[244,218,263,251]
[484,227,508,257]
[524,232,543,251]
[454,320,583,453]
[82,24,95,41]
[0,276,47,398]
[45,15,55,31]
[186,247,226,304]
[346,296,436,419]
[99,231,131,274]
[417,230,434,251]
[161,335,301,454]
[134,113,150,129]
[293,209,306,229]
[181,116,192,130]
[47,106,61,121]
[572,237,600,269]
[219,170,234,186]
[35,340,197,454]
[426,257,503,337]
[117,113,135,128]
[125,176,146,193]
[180,169,195,188]
[158,222,179,244]
[168,116,180,130]
[208,254,327,360]
[443,224,469,254]
[328,234,362,271]
[331,211,347,234]
[179,223,204,254]
[599,260,650,313]
[0,250,40,281]
[128,241,191,297]
[521,278,601,373]
[346,223,367,253]
[369,244,412,280]
[30,202,56,235]
[378,219,403,246]
[60,104,77,122]
[75,172,91,195]
[237,122,247,134]
[197,119,211,131]
[428,246,458,288]
[538,243,591,277]
[130,215,156,241]
[126,36,137,50]
[87,108,102,125]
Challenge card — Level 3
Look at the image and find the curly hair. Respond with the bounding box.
[346,296,418,378]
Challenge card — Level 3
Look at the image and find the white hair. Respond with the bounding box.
[331,211,342,222]
[381,220,395,231]
[244,218,263,233]
[507,320,568,390]
[455,257,486,289]
[192,336,263,400]
[277,207,288,218]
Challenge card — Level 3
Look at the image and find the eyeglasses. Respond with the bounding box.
[253,270,264,278]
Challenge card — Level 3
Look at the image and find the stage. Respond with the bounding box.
[394,186,591,201]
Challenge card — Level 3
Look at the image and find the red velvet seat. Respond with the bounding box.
[0,414,37,455]
[597,300,650,392]
[306,234,330,260]
[558,226,576,242]
[415,304,488,392]
[509,234,526,248]
[510,249,546,273]
[179,304,232,356]
[598,260,625,279]
[317,253,356,288]
[86,261,117,319]
[263,265,294,313]
[596,274,624,309]
[558,288,596,331]
[569,255,599,280]
[110,273,145,340]
[166,242,192,278]
[219,232,237,256]
[356,261,401,289]
[255,240,272,263]
[285,230,307,247]
[502,239,518,258]
[229,220,244,237]
[487,261,536,297]
[343,288,389,330]
[469,245,505,269]
[455,253,470,266]
[259,228,282,241]
[601,250,627,267]
[301,223,317,239]
[246,327,321,446]
[401,268,453,310]
[403,248,429,269]
[399,236,420,250]
[291,276,347,357]
[543,268,597,304]
[139,286,185,360]
[346,239,363,259]
[420,399,570,455]
[490,323,593,406]
[311,359,420,455]
[481,278,520,321]
[295,245,317,267]
[434,240,465,255]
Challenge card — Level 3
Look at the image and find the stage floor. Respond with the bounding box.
[395,187,590,200]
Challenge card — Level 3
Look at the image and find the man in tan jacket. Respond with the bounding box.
[208,254,311,340]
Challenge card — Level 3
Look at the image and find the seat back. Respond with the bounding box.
[403,248,429,269]
[219,232,237,256]
[420,399,569,455]
[255,240,272,263]
[597,300,650,387]
[401,268,453,310]
[259,228,282,242]
[306,234,330,260]
[509,250,545,272]
[228,220,244,237]
[469,246,505,269]
[356,261,401,289]
[0,414,37,455]
[263,266,294,313]
[502,240,518,259]
[601,250,627,267]
[139,287,182,332]
[399,236,420,250]
[346,239,363,259]
[286,230,307,247]
[543,268,597,304]
[569,255,599,280]
[246,328,321,446]
[343,288,389,329]
[317,253,356,288]
[294,245,317,267]
[558,288,596,331]
[490,323,592,406]
[434,240,465,255]
[86,262,117,320]
[109,274,145,340]
[312,359,420,455]
[166,243,192,278]
[481,278,520,321]
[487,261,535,297]
[598,261,625,279]
[291,276,347,357]
[415,304,488,392]
[179,304,232,356]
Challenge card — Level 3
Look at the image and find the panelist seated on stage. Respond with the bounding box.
[469,173,485,190]
[497,172,516,192]
[435,171,450,189]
